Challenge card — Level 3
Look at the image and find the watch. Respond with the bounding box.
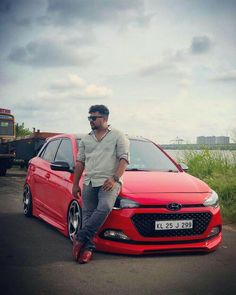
[112,175,120,182]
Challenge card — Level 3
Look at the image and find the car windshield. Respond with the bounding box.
[76,138,179,172]
[127,139,179,172]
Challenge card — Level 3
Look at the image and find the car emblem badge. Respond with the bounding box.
[167,203,182,211]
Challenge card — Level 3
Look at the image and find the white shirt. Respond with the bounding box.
[77,127,130,187]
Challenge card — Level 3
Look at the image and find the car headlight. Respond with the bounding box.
[203,190,219,208]
[114,196,140,209]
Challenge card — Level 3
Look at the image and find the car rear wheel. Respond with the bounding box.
[67,200,81,242]
[23,184,32,217]
[0,166,7,176]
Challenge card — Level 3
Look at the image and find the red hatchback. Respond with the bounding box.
[23,134,222,254]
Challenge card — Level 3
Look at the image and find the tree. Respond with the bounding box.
[16,123,32,138]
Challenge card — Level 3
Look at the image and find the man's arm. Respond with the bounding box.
[102,159,128,191]
[72,161,84,197]
[103,131,130,191]
[113,158,129,179]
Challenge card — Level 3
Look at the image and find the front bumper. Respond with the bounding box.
[95,207,222,255]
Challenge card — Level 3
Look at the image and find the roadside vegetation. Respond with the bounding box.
[178,148,236,223]
[16,122,32,137]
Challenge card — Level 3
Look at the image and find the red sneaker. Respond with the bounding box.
[72,235,83,262]
[78,250,93,264]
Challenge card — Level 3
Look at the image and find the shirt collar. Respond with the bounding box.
[88,125,112,135]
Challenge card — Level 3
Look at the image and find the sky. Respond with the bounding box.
[0,0,236,144]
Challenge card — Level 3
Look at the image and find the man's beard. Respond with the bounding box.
[91,124,97,130]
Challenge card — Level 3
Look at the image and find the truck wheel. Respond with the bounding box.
[0,167,7,176]
[23,184,33,217]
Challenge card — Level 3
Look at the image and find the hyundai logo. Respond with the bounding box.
[167,203,182,211]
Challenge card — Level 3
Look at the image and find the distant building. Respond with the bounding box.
[216,136,230,144]
[197,136,230,145]
[197,136,205,144]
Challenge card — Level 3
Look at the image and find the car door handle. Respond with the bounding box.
[45,173,50,179]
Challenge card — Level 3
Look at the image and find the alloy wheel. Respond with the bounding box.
[68,200,81,241]
[23,184,32,217]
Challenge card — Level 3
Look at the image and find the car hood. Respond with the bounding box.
[122,171,210,194]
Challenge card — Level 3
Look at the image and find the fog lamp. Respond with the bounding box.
[208,226,221,238]
[103,230,130,240]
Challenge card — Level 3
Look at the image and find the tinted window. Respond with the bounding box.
[54,139,74,168]
[41,139,61,163]
[127,139,179,172]
[0,119,14,136]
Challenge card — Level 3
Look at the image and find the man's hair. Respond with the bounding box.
[89,105,109,116]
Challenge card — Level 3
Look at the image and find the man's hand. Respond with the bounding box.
[72,185,81,198]
[102,177,115,191]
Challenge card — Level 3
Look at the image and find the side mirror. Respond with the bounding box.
[179,163,188,172]
[51,161,73,172]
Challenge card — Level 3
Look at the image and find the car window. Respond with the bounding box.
[40,139,61,163]
[54,138,74,168]
[127,139,179,172]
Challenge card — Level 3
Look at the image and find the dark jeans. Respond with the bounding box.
[76,182,121,251]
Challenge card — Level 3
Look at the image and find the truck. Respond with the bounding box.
[0,107,61,175]
[0,108,15,176]
[9,130,61,168]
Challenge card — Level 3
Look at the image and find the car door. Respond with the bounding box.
[43,138,75,227]
[31,138,61,216]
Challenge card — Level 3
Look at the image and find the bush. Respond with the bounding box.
[178,149,236,223]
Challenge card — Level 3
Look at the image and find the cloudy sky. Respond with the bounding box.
[0,0,236,143]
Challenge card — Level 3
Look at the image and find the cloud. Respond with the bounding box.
[67,33,96,47]
[0,0,43,27]
[0,0,12,13]
[137,51,190,78]
[209,70,236,82]
[138,62,182,77]
[8,39,94,67]
[48,74,113,99]
[50,74,87,90]
[39,0,146,27]
[190,35,212,54]
[138,35,214,78]
[84,84,112,97]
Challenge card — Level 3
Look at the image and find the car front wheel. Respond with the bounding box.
[67,200,81,242]
[23,184,32,217]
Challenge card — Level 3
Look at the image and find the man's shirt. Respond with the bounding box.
[77,127,130,187]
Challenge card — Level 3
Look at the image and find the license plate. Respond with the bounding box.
[155,220,193,230]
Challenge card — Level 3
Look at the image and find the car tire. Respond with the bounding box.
[67,200,82,242]
[0,167,7,176]
[23,184,33,217]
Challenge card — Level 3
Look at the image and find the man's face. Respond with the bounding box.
[88,112,107,130]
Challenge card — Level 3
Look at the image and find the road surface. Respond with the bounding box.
[0,169,236,295]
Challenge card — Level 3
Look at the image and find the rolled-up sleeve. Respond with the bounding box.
[116,133,130,164]
[77,139,85,164]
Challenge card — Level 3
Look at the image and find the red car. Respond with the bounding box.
[23,134,222,254]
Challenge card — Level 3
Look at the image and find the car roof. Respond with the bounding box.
[48,133,150,142]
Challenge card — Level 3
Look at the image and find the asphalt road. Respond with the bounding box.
[0,169,236,295]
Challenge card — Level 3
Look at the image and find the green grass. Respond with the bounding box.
[178,148,236,223]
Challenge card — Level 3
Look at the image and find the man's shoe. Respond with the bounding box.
[78,250,93,264]
[72,235,83,262]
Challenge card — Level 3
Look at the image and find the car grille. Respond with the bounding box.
[131,212,212,237]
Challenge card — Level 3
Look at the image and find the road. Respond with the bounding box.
[0,169,236,295]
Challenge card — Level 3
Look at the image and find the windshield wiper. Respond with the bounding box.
[126,168,150,171]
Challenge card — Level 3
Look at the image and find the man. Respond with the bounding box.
[72,105,130,264]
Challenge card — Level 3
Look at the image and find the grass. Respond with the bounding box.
[178,148,236,223]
